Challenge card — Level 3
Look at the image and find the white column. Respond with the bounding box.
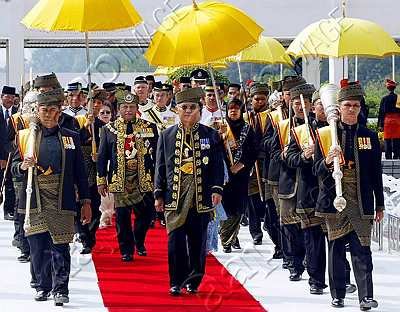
[329,57,348,85]
[8,37,25,87]
[302,56,320,89]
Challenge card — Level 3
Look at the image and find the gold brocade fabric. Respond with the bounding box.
[114,161,143,208]
[325,169,372,246]
[26,174,75,244]
[165,174,195,234]
[82,145,96,187]
[279,197,301,225]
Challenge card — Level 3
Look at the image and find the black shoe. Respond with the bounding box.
[185,284,198,294]
[289,272,302,281]
[359,297,378,311]
[4,212,14,221]
[282,259,289,269]
[17,253,30,263]
[54,293,69,306]
[80,247,92,255]
[169,286,181,296]
[253,238,262,245]
[149,220,155,228]
[121,254,133,262]
[272,249,283,259]
[240,215,249,226]
[232,238,241,250]
[223,246,232,253]
[34,290,51,301]
[331,298,345,308]
[137,248,147,256]
[310,285,324,295]
[12,239,20,248]
[346,283,357,294]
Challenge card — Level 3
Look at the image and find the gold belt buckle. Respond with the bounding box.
[126,159,137,171]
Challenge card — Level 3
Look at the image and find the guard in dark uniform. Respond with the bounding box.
[97,93,158,261]
[263,76,305,269]
[286,88,328,294]
[271,82,316,281]
[75,89,107,254]
[378,78,400,159]
[11,88,91,306]
[314,81,384,310]
[154,88,224,296]
[246,83,281,258]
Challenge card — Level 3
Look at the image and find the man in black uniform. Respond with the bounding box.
[97,93,158,261]
[154,87,224,296]
[378,78,400,159]
[0,86,18,221]
[314,81,384,310]
[11,88,91,306]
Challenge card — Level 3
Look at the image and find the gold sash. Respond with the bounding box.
[292,124,315,148]
[396,94,400,109]
[226,125,238,149]
[268,110,283,128]
[277,118,290,148]
[315,126,345,164]
[75,115,87,129]
[11,113,29,131]
[17,129,31,159]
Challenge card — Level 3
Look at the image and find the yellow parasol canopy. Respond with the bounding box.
[232,36,293,66]
[21,0,142,32]
[287,17,400,58]
[144,0,263,67]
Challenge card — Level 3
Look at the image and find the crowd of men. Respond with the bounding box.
[0,68,391,311]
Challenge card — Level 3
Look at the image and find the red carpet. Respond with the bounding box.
[92,220,266,312]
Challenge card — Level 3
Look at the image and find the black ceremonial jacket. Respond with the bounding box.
[154,123,224,213]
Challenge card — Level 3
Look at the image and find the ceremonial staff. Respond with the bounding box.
[320,84,346,212]
[23,115,40,232]
[300,94,313,146]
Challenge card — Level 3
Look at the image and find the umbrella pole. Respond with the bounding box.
[392,55,396,81]
[355,56,358,81]
[84,32,97,161]
[208,64,233,165]
[237,60,264,202]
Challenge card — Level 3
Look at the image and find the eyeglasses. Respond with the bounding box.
[342,103,361,109]
[178,104,198,111]
[100,111,111,115]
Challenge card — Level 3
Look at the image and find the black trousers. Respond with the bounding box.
[281,223,305,274]
[0,167,15,216]
[77,185,101,249]
[304,225,326,287]
[328,231,373,301]
[27,231,70,295]
[115,196,153,256]
[384,138,400,159]
[168,209,209,288]
[247,194,265,241]
[263,198,281,249]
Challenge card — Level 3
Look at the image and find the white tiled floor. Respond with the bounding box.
[1,206,399,312]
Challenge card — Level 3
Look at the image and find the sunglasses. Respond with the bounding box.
[100,110,111,115]
[178,104,198,111]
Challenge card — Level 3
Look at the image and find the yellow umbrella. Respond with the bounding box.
[144,0,263,67]
[287,17,400,58]
[235,36,292,66]
[21,0,142,156]
[21,0,142,32]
